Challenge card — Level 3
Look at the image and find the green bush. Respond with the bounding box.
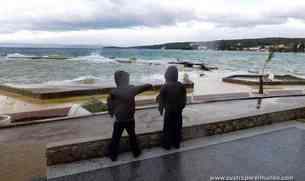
[81,98,108,113]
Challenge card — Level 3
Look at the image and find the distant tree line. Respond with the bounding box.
[130,42,194,50]
[214,38,305,52]
[104,38,305,52]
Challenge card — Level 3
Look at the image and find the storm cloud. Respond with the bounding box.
[1,0,305,32]
[1,0,305,45]
[0,0,197,32]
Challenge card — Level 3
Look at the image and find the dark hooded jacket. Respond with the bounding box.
[107,71,152,122]
[158,66,187,114]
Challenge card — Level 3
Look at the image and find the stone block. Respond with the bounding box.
[0,143,47,181]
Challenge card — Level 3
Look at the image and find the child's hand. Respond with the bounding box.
[159,107,163,116]
[156,94,160,103]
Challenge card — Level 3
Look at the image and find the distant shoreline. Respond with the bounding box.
[104,37,305,53]
[1,37,305,53]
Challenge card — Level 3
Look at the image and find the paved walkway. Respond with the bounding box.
[49,122,305,181]
[1,96,305,145]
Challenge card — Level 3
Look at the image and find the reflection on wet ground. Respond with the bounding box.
[49,127,305,181]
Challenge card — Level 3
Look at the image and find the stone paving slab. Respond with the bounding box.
[0,143,47,181]
[49,127,305,181]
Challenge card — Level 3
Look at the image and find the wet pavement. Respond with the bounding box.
[1,96,305,145]
[49,127,305,181]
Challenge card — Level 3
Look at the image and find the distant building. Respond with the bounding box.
[297,43,305,52]
[277,44,286,49]
[197,46,208,50]
[249,47,260,51]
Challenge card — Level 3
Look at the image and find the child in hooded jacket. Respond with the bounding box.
[157,66,187,149]
[107,70,152,161]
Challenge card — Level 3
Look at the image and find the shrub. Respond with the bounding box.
[81,98,108,113]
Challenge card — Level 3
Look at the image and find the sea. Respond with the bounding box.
[1,47,305,86]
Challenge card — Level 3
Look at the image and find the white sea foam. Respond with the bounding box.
[138,69,203,85]
[136,58,173,65]
[6,53,34,58]
[70,53,116,63]
[44,75,108,86]
[71,53,172,66]
[139,73,164,84]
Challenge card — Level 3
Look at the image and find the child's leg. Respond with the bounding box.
[125,121,141,157]
[162,111,172,149]
[109,122,124,161]
[173,111,183,148]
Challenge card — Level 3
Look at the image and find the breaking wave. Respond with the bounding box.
[6,53,35,58]
[69,53,116,63]
[43,75,111,86]
[4,52,172,66]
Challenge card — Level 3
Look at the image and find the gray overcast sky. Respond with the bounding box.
[1,0,305,46]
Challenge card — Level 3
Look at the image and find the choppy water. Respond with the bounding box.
[0,47,305,85]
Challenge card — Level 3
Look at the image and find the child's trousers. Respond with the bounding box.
[162,110,183,149]
[109,121,140,159]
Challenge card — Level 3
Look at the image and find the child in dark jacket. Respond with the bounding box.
[107,70,152,161]
[157,66,187,149]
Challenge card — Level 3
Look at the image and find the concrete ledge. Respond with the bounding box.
[8,107,71,123]
[222,74,305,86]
[0,105,160,129]
[46,106,305,165]
[0,90,305,129]
[2,91,304,129]
[0,83,194,99]
[193,90,305,103]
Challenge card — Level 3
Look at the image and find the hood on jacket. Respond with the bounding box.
[165,66,178,82]
[114,70,130,87]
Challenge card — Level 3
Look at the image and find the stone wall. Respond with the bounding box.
[46,106,305,165]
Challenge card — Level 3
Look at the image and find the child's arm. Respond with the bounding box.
[134,84,153,95]
[107,94,114,117]
[181,85,187,109]
[157,86,166,115]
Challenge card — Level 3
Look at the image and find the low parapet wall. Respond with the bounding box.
[0,83,194,99]
[46,106,305,165]
[2,91,305,129]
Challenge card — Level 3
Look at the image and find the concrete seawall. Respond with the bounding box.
[0,83,194,99]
